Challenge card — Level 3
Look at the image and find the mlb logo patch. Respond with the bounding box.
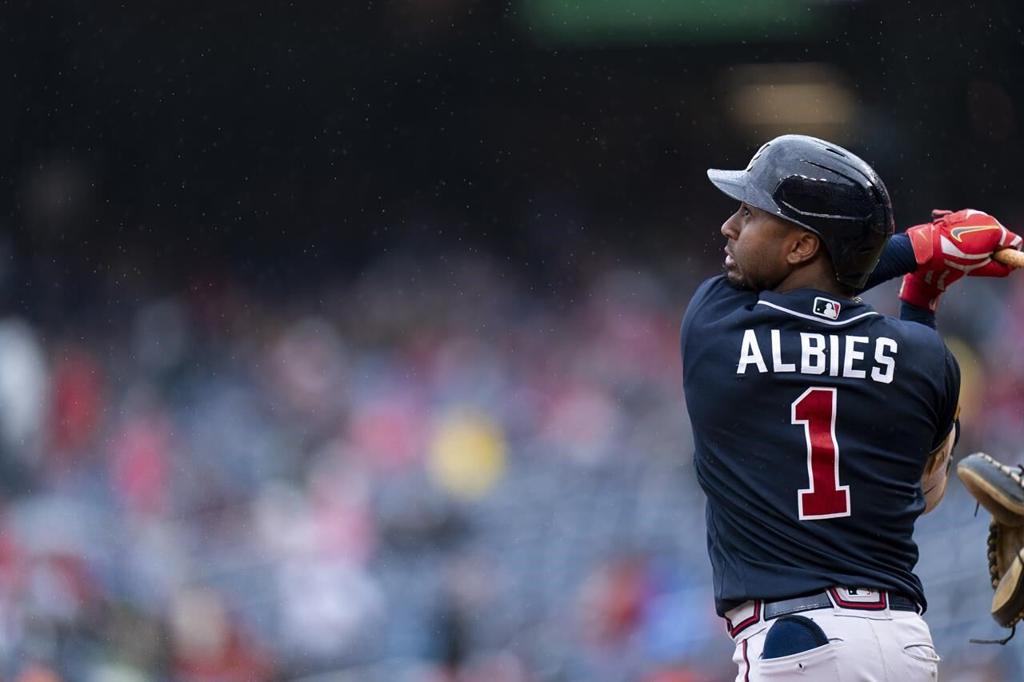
[813,297,841,320]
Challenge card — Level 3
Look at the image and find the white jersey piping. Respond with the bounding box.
[755,300,880,327]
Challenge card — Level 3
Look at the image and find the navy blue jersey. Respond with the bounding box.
[681,276,960,616]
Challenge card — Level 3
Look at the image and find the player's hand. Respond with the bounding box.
[899,208,1023,311]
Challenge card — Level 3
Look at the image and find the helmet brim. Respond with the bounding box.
[706,168,777,217]
[707,168,818,236]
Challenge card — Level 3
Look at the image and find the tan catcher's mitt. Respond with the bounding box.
[957,452,1024,629]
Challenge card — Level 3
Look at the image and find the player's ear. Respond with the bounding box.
[787,230,821,266]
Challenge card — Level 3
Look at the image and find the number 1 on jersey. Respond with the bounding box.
[792,387,850,520]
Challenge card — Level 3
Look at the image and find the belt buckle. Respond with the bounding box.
[829,587,888,611]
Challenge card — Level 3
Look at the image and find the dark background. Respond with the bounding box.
[5,2,1024,303]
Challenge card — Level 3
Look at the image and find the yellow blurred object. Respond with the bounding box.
[946,337,982,424]
[724,63,856,142]
[429,411,506,500]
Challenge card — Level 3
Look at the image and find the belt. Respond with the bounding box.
[726,588,921,638]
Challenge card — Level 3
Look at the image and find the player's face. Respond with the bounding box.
[720,203,800,291]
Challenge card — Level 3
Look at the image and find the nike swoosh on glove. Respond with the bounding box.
[899,208,1023,312]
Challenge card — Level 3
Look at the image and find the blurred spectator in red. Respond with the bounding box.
[579,555,649,646]
[109,403,173,518]
[15,663,62,682]
[47,345,104,471]
[171,588,275,682]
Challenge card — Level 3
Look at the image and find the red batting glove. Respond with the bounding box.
[899,208,1023,311]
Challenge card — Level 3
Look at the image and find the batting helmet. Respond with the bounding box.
[707,134,894,290]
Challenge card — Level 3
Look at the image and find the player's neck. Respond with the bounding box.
[773,264,850,298]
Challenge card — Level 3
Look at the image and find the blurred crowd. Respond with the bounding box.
[7,1,1024,678]
[0,243,1022,681]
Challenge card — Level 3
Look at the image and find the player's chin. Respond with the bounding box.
[723,265,750,289]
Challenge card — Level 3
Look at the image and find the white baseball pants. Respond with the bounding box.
[725,590,940,681]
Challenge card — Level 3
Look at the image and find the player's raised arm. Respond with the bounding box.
[901,209,1022,307]
[859,208,1023,328]
[881,210,1021,513]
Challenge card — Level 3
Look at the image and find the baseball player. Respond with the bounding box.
[680,134,1022,680]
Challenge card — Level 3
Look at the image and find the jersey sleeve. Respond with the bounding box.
[900,301,936,329]
[860,233,916,292]
[864,234,938,329]
[931,345,961,450]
